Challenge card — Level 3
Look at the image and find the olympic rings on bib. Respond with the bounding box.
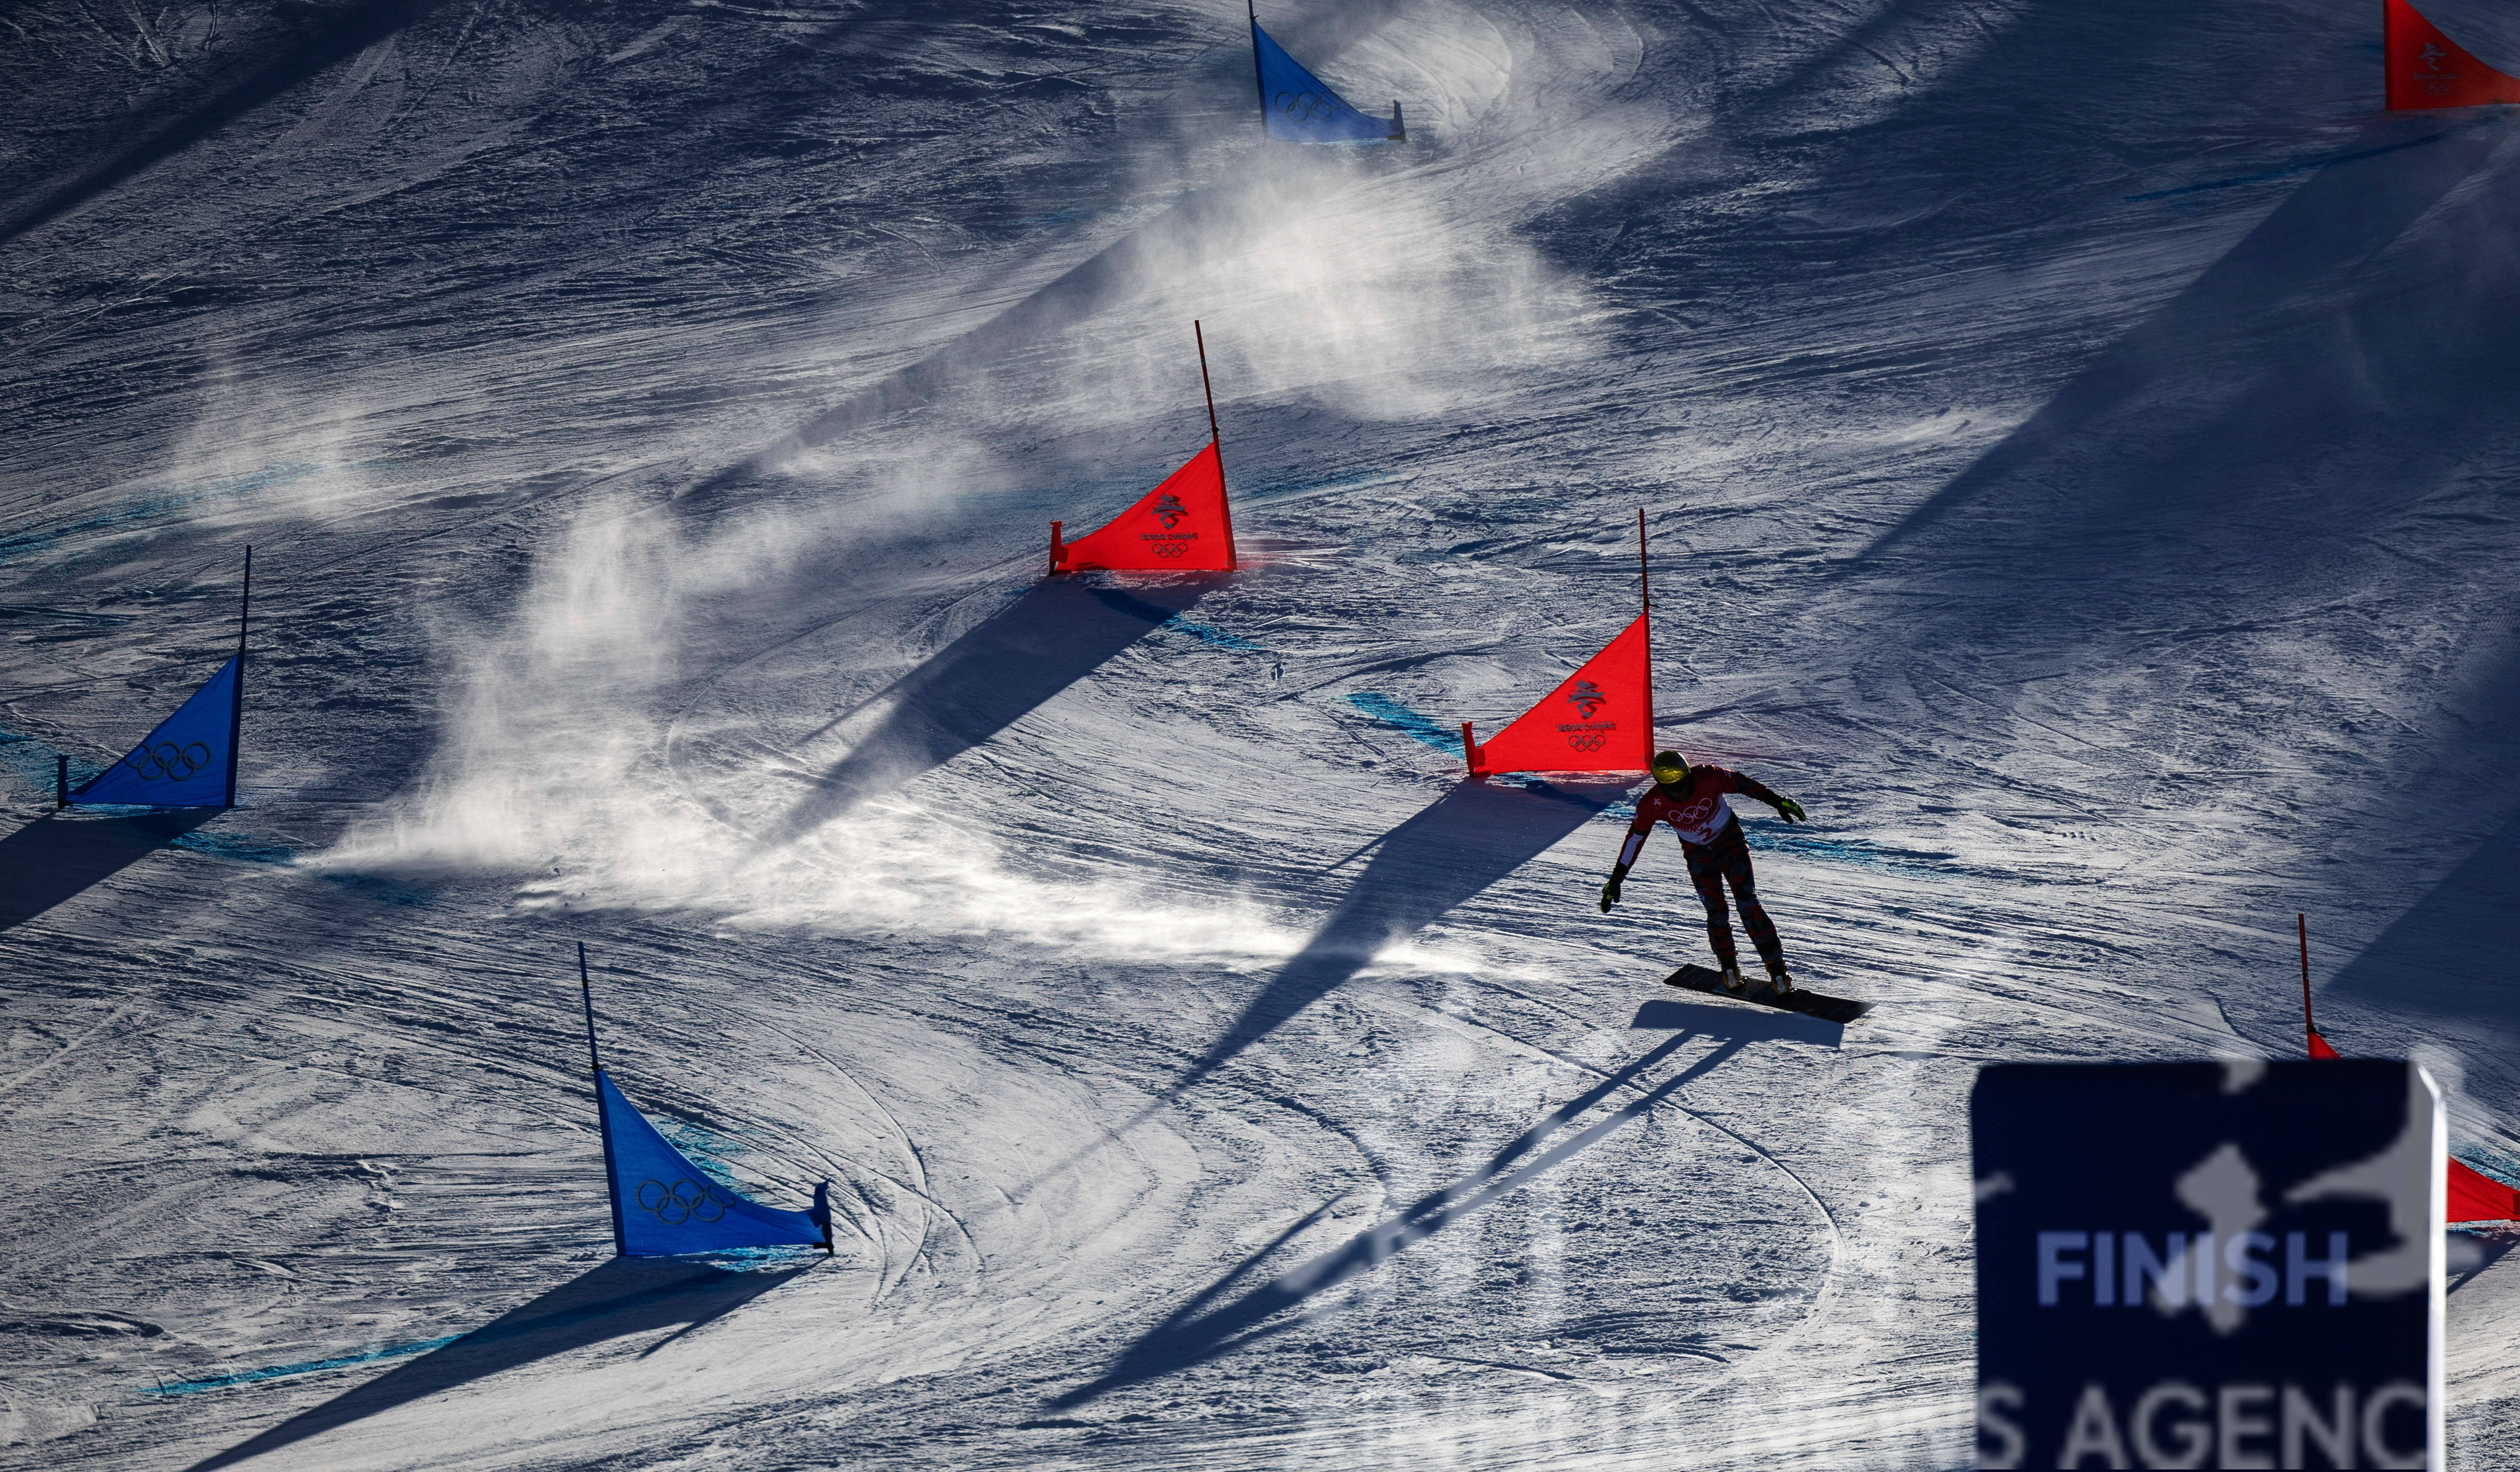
[635,1177,730,1226]
[123,741,214,782]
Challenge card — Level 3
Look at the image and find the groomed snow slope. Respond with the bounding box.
[5,0,2520,1466]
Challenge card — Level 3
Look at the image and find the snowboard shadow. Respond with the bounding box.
[1628,996,1843,1048]
[1167,777,1627,1097]
[0,809,217,932]
[178,1256,808,1472]
[754,577,1212,847]
[1049,1028,1745,1408]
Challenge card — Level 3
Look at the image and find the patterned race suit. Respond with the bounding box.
[1617,766,1789,971]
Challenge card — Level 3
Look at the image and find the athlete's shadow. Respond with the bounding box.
[1168,778,1627,1097]
[0,809,216,931]
[755,577,1211,846]
[180,1257,806,1472]
[1050,1028,1742,1407]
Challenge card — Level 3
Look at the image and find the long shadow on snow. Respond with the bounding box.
[1793,111,2520,1065]
[755,577,1212,846]
[2320,617,2520,1057]
[1165,778,1626,1098]
[0,0,460,248]
[0,809,216,931]
[1536,2,2284,318]
[1051,1023,1781,1407]
[180,1257,806,1472]
[1783,111,2520,843]
[1853,114,2513,563]
[2325,806,2520,1030]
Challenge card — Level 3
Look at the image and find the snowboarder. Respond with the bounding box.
[1598,749,1808,994]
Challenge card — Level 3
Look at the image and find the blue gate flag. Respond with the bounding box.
[595,1069,831,1257]
[70,655,241,808]
[1252,14,1404,143]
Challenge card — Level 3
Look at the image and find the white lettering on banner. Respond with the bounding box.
[2059,1382,2130,1468]
[2215,1384,2273,1469]
[2035,1231,2348,1312]
[2284,1384,2353,1468]
[1977,1382,2027,1469]
[2132,1382,2208,1468]
[1981,1380,2426,1469]
[2363,1383,2426,1469]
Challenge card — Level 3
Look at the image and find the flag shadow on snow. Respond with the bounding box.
[1166,778,1627,1098]
[1048,1029,1745,1408]
[0,809,216,931]
[180,1257,807,1472]
[756,578,1212,846]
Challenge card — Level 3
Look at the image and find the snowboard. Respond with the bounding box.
[1662,964,1871,1025]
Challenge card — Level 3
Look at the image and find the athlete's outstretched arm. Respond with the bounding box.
[1599,812,1652,912]
[1730,771,1806,823]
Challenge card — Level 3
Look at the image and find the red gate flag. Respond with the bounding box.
[1464,614,1653,777]
[2304,1014,2518,1222]
[1050,443,1238,574]
[2386,0,2520,109]
[2451,1157,2520,1223]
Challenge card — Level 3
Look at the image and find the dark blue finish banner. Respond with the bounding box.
[71,655,239,808]
[1974,1060,2441,1470]
[1253,21,1397,143]
[597,1069,830,1257]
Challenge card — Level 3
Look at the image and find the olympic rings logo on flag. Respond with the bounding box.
[1155,543,1187,559]
[636,1177,730,1226]
[1275,90,1341,122]
[123,741,214,782]
[1566,733,1607,753]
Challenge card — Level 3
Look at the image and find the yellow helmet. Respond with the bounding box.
[1650,750,1688,784]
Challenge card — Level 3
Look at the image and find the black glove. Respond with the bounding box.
[1775,797,1806,824]
[1599,863,1629,912]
